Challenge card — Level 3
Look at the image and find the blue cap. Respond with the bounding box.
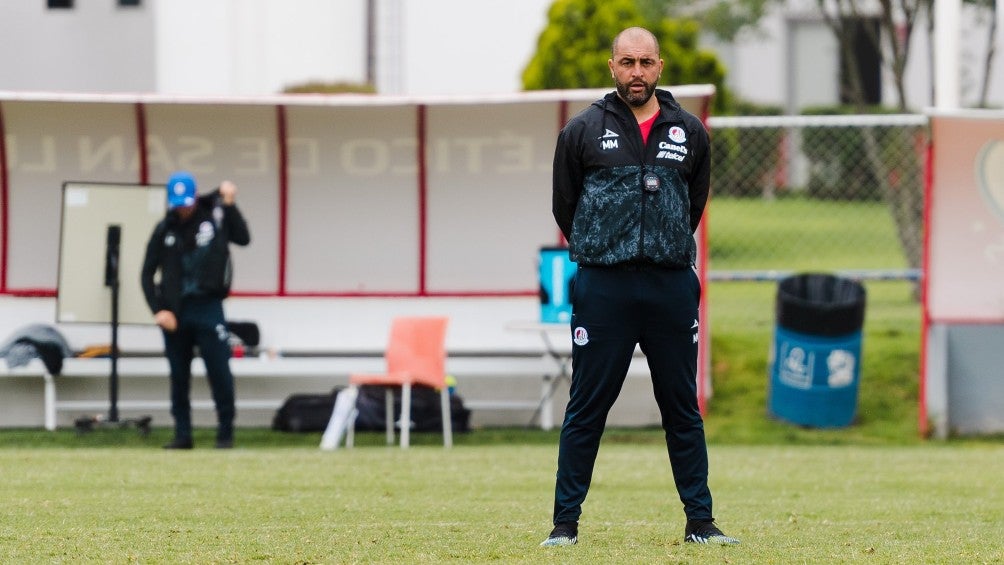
[166,171,196,209]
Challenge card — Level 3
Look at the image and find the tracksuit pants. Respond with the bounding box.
[551,265,713,525]
[162,297,235,442]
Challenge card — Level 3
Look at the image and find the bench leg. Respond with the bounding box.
[400,384,411,448]
[540,377,553,431]
[44,372,56,431]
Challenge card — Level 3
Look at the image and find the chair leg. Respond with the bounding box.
[440,387,453,448]
[347,408,356,448]
[384,388,395,445]
[401,383,411,448]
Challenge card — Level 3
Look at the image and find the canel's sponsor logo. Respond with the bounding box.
[657,141,687,161]
[659,142,687,154]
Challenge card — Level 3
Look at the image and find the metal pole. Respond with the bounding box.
[109,277,119,422]
[934,0,962,109]
[105,224,121,423]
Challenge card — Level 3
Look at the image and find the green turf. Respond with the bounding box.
[0,442,1001,563]
[707,196,910,270]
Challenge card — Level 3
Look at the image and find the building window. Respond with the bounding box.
[47,0,73,8]
[838,17,882,106]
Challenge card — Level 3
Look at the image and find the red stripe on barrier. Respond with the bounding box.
[276,105,289,296]
[265,290,535,299]
[0,102,8,294]
[134,102,148,184]
[5,288,56,297]
[697,96,713,415]
[918,133,935,438]
[417,104,428,295]
[697,227,709,416]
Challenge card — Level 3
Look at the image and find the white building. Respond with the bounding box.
[0,0,552,97]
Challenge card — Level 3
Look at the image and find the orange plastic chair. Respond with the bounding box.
[347,317,452,448]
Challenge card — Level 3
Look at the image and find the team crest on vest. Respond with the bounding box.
[196,221,215,247]
[668,126,687,143]
[573,326,589,346]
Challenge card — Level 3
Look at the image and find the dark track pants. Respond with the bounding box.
[551,265,713,524]
[162,297,235,442]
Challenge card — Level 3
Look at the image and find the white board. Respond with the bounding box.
[57,182,165,325]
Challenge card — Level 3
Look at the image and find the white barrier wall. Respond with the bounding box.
[1,87,713,298]
[923,110,1004,437]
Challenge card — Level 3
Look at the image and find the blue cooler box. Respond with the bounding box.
[768,273,866,428]
[539,247,576,324]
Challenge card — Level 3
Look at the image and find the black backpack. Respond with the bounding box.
[272,387,341,432]
[354,384,471,433]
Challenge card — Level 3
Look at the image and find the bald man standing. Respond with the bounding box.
[541,27,739,548]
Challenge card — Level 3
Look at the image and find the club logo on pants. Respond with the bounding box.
[573,326,589,346]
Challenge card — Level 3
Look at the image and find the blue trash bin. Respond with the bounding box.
[769,273,866,428]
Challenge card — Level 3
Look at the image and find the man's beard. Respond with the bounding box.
[615,78,657,107]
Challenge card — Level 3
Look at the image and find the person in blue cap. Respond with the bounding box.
[141,172,251,449]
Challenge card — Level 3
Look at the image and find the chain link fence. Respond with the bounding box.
[705,114,928,335]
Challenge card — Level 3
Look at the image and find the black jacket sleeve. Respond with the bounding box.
[552,123,584,241]
[687,121,711,233]
[205,188,251,246]
[140,221,165,314]
[223,203,251,246]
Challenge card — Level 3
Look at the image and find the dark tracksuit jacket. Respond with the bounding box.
[550,90,715,524]
[141,190,251,441]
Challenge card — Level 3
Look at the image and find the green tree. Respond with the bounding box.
[522,0,730,112]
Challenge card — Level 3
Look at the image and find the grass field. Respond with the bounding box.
[3,197,1001,563]
[1,432,1002,563]
[707,196,910,271]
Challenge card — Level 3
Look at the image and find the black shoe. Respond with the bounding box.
[540,521,578,547]
[163,438,193,450]
[684,519,740,545]
[215,437,233,449]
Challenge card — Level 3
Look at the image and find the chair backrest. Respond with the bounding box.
[384,316,449,389]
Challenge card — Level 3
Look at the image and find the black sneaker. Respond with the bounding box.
[539,522,578,547]
[162,438,193,450]
[214,437,234,449]
[684,519,740,545]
